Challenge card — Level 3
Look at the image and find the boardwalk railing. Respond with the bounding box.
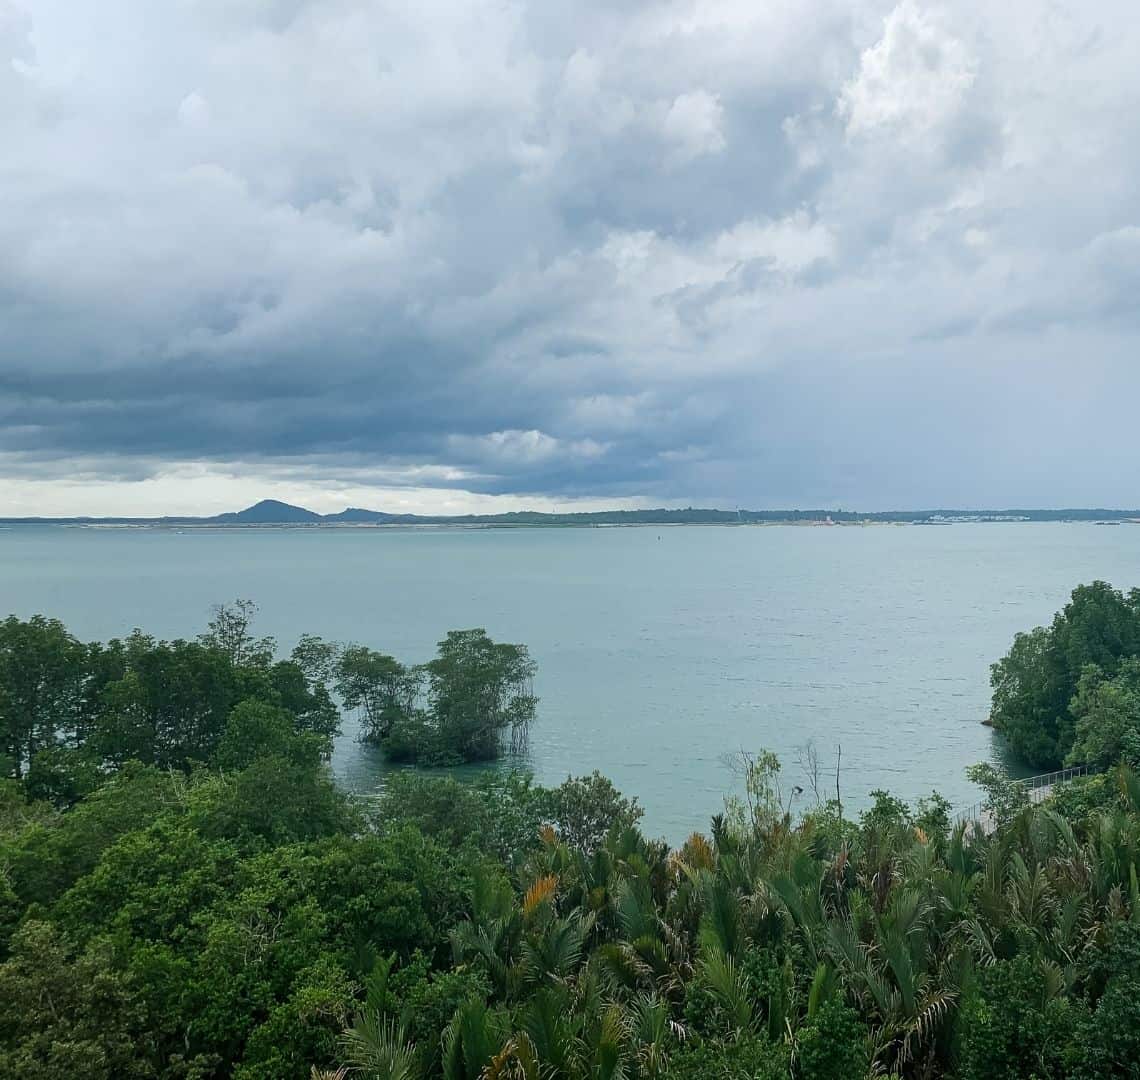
[954,764,1093,829]
[1022,764,1090,803]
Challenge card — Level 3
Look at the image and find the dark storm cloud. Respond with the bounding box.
[2,0,1140,512]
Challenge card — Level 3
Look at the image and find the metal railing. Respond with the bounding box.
[1022,764,1089,795]
[953,764,1094,829]
[953,801,987,828]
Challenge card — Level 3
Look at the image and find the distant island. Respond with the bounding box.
[3,498,1140,528]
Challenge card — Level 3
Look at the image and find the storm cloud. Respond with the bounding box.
[3,0,1140,514]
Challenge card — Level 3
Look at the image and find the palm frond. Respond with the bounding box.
[699,946,754,1032]
[522,874,558,918]
[480,1032,541,1080]
[341,1012,420,1080]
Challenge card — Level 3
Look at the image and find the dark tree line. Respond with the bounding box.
[1,606,538,796]
[0,605,337,800]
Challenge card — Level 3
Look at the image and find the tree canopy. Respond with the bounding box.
[989,581,1140,768]
[1,618,340,787]
[2,595,1140,1077]
[335,628,537,765]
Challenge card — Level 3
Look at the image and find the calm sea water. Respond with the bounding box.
[3,523,1138,840]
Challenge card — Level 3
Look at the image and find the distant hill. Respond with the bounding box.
[211,499,323,524]
[2,502,1139,527]
[324,507,408,523]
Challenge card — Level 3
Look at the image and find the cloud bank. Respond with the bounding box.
[2,0,1139,514]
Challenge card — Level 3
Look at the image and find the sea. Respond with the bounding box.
[3,521,1137,841]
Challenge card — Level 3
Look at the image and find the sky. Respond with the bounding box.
[2,0,1139,517]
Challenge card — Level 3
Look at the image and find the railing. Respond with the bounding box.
[1022,764,1089,798]
[953,764,1094,829]
[953,801,986,828]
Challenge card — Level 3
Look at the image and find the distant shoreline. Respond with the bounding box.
[5,496,1140,529]
[4,514,1140,531]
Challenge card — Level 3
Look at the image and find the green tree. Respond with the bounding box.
[425,629,536,759]
[795,998,870,1080]
[214,699,324,771]
[965,762,1029,829]
[723,748,787,835]
[291,633,339,685]
[955,956,1081,1080]
[990,583,1140,768]
[0,615,88,779]
[91,633,336,772]
[235,959,357,1080]
[267,658,341,744]
[186,754,355,847]
[1069,922,1140,1079]
[1066,658,1140,769]
[669,1035,790,1079]
[92,634,245,769]
[200,599,276,668]
[0,921,153,1078]
[538,772,644,852]
[23,745,104,808]
[375,770,545,864]
[379,630,537,765]
[335,646,422,743]
[3,762,181,910]
[989,627,1069,768]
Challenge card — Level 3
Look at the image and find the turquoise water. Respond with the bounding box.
[2,523,1137,840]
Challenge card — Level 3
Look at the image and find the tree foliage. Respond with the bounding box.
[1,595,1140,1078]
[1067,657,1140,770]
[989,582,1140,768]
[0,604,340,781]
[337,629,538,765]
[0,615,87,779]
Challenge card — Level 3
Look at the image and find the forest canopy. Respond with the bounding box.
[1,594,1140,1078]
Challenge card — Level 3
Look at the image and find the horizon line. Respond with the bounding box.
[4,497,1140,524]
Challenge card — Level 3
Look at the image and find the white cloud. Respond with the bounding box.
[838,1,976,140]
[660,89,726,163]
[713,213,835,272]
[447,430,609,468]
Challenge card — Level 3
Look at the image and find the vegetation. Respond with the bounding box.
[2,593,1140,1077]
[335,629,537,765]
[989,581,1140,768]
[0,605,338,786]
[0,606,535,779]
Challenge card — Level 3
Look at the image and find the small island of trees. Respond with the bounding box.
[1,591,1139,1078]
[335,629,537,765]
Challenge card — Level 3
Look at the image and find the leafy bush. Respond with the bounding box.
[539,771,644,851]
[955,957,1082,1080]
[669,1034,790,1079]
[796,999,869,1080]
[375,770,544,863]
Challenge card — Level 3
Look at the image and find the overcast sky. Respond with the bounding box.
[2,0,1139,516]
